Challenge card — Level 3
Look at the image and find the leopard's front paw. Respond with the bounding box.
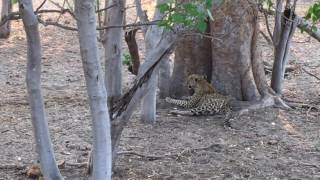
[165,97,172,103]
[169,109,180,115]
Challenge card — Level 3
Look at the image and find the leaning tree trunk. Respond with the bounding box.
[103,0,126,107]
[75,0,112,179]
[140,0,173,123]
[210,0,262,101]
[170,28,212,98]
[0,0,12,38]
[135,0,171,99]
[19,0,63,179]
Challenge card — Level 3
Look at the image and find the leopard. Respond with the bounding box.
[165,74,233,124]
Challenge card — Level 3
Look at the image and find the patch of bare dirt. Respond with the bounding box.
[0,0,319,179]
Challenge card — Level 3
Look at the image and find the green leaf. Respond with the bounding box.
[157,3,170,13]
[197,21,207,33]
[300,24,308,33]
[171,13,185,23]
[12,0,18,4]
[311,25,318,32]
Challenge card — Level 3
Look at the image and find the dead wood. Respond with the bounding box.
[125,28,140,75]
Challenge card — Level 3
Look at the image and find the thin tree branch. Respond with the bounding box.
[48,0,76,18]
[96,20,160,30]
[262,11,274,44]
[38,18,77,31]
[35,0,47,13]
[260,8,320,42]
[96,4,117,13]
[0,12,20,27]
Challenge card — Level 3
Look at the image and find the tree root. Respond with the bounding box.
[234,93,291,116]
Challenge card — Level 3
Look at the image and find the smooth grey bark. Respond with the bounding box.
[0,0,12,38]
[135,0,171,100]
[112,35,175,160]
[19,0,63,179]
[140,0,172,123]
[158,57,171,99]
[271,2,298,94]
[134,0,148,34]
[135,0,171,99]
[75,0,112,179]
[103,0,126,107]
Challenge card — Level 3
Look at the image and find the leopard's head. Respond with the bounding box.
[186,74,215,94]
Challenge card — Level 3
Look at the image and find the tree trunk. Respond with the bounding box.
[271,5,298,94]
[140,0,173,123]
[111,36,175,161]
[158,57,171,99]
[170,30,212,98]
[103,0,126,107]
[0,0,12,38]
[75,0,112,179]
[19,0,63,179]
[210,0,261,101]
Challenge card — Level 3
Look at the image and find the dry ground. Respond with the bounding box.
[0,0,319,179]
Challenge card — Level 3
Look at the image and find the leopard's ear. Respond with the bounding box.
[185,69,191,77]
[202,75,207,80]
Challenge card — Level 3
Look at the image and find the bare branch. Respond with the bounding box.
[0,12,20,27]
[260,8,320,42]
[35,0,47,13]
[262,11,274,44]
[96,20,159,30]
[48,0,76,18]
[38,18,77,31]
[96,4,117,13]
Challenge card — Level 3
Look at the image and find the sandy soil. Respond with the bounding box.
[0,0,319,179]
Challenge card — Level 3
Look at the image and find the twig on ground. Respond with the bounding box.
[259,31,273,45]
[301,67,320,81]
[286,102,319,111]
[0,164,26,170]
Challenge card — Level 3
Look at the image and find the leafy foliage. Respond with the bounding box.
[122,52,132,66]
[157,0,223,33]
[12,0,18,4]
[258,0,273,11]
[305,1,320,32]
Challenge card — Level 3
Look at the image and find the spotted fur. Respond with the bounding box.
[165,74,232,116]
